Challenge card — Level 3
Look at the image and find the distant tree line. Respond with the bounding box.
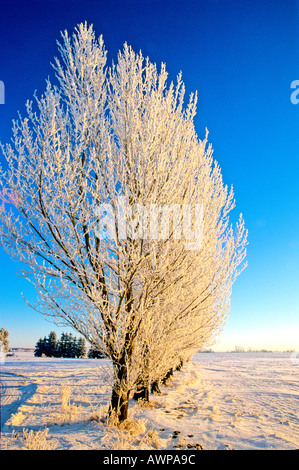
[34,331,86,358]
[34,331,106,358]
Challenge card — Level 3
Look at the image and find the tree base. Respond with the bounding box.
[151,380,161,395]
[133,384,149,401]
[162,368,173,385]
[108,388,129,423]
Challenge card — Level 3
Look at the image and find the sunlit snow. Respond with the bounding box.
[1,350,298,450]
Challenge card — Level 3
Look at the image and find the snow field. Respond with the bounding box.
[1,351,298,450]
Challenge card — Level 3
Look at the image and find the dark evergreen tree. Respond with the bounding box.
[46,331,58,357]
[66,333,74,357]
[88,346,105,359]
[57,332,68,357]
[34,337,46,357]
[35,331,87,358]
[76,337,86,358]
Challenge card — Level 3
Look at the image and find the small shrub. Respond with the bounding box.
[118,418,146,436]
[22,428,58,450]
[10,411,25,426]
[143,429,169,449]
[87,406,107,424]
[60,384,71,412]
[48,384,81,423]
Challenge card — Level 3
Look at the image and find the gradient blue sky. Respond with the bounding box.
[0,0,298,350]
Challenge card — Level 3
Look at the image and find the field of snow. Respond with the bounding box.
[1,351,298,450]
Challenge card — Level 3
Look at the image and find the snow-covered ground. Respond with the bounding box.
[1,351,298,450]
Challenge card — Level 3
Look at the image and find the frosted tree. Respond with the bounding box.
[0,328,9,352]
[34,337,45,357]
[0,23,247,423]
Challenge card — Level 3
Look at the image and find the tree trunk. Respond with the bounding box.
[133,343,150,401]
[109,387,129,422]
[175,359,183,371]
[108,276,135,423]
[151,380,161,395]
[133,379,150,401]
[162,368,173,385]
[108,356,130,423]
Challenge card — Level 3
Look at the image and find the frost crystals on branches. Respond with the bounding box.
[0,23,247,423]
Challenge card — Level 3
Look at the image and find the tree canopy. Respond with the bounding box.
[0,23,247,422]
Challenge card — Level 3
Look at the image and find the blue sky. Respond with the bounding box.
[0,0,298,351]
